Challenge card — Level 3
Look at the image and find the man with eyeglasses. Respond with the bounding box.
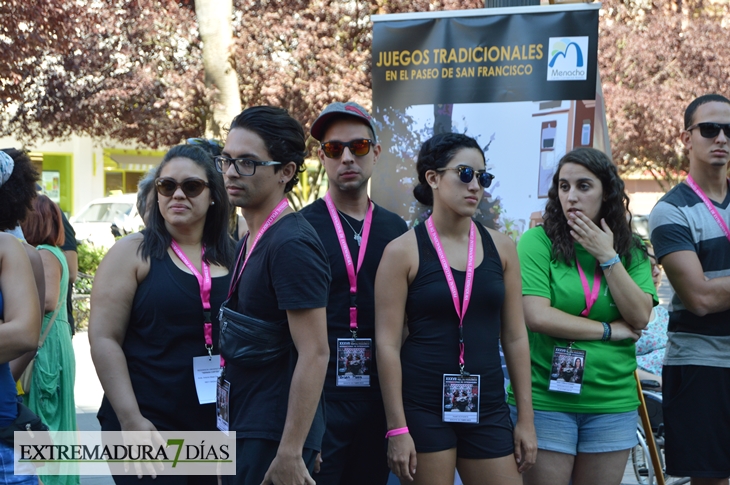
[299,102,407,485]
[218,106,331,485]
[649,94,730,484]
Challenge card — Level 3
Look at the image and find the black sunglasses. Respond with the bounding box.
[155,177,209,198]
[321,139,373,158]
[437,165,495,188]
[686,122,730,139]
[214,155,281,176]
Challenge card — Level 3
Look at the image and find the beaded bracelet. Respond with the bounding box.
[601,322,612,342]
[385,427,409,439]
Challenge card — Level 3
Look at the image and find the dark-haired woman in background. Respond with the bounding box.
[21,194,79,485]
[376,133,535,484]
[508,147,656,485]
[90,145,233,484]
[0,149,42,484]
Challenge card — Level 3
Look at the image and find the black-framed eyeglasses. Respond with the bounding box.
[321,139,373,158]
[214,156,282,176]
[686,122,730,139]
[155,177,209,198]
[186,138,224,157]
[437,165,495,188]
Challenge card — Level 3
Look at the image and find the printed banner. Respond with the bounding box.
[371,4,609,237]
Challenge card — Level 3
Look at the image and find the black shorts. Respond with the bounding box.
[315,400,390,485]
[223,438,318,485]
[663,365,730,478]
[404,402,514,459]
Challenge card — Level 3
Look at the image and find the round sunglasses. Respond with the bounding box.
[155,177,209,198]
[321,138,373,158]
[686,122,730,139]
[437,165,495,188]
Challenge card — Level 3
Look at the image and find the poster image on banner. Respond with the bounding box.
[370,4,610,238]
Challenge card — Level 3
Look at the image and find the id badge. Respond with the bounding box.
[193,354,221,404]
[216,377,230,435]
[442,374,480,424]
[336,338,372,387]
[548,346,587,394]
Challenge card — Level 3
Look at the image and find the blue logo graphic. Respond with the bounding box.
[548,41,584,68]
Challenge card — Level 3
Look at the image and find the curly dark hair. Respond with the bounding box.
[413,133,484,206]
[139,144,234,267]
[229,106,306,193]
[0,148,39,231]
[543,147,643,266]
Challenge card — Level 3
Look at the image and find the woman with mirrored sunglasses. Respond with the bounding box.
[89,145,234,485]
[375,132,536,485]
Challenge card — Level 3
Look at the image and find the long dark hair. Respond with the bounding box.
[139,144,234,267]
[413,133,484,206]
[543,147,642,266]
[0,148,39,232]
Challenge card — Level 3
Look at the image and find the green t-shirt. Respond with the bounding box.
[507,226,657,413]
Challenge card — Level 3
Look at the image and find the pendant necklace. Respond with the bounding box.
[337,210,364,246]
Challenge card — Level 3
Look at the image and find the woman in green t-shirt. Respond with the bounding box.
[508,148,657,485]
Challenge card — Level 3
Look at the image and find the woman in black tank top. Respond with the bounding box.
[375,133,536,484]
[89,145,234,484]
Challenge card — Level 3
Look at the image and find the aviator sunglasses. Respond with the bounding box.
[155,177,209,198]
[321,138,373,158]
[686,122,730,139]
[437,165,495,188]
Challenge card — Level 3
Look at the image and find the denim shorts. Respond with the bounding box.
[0,439,38,484]
[509,405,637,455]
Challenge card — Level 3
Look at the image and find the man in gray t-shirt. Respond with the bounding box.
[649,94,730,482]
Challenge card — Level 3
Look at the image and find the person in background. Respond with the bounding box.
[0,148,42,484]
[61,211,78,334]
[21,194,79,485]
[634,244,668,389]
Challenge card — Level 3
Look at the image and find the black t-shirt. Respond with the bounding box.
[227,212,331,450]
[300,198,407,400]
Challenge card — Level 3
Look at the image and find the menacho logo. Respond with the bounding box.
[546,37,589,82]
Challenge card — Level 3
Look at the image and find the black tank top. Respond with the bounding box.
[402,222,505,414]
[98,253,230,431]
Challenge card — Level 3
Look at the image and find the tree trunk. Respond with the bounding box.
[194,0,241,139]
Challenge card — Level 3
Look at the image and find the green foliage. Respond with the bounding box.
[76,242,106,276]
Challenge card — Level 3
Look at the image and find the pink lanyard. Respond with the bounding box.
[575,259,601,317]
[686,175,730,243]
[323,192,373,336]
[170,241,213,355]
[227,198,290,299]
[425,217,476,376]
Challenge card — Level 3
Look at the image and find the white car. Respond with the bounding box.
[70,194,143,248]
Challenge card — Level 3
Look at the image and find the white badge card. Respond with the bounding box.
[442,374,480,424]
[216,377,230,435]
[548,346,587,394]
[336,338,372,387]
[193,354,221,404]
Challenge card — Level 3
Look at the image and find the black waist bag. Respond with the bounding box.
[218,300,293,369]
[0,402,50,445]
